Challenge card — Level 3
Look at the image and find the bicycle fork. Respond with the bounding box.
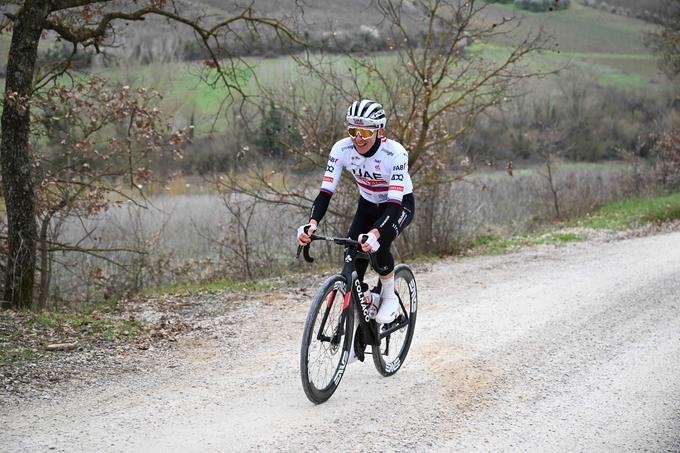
[315,284,348,346]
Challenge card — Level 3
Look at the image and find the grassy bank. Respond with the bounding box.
[575,193,680,229]
[470,192,680,254]
[0,302,145,366]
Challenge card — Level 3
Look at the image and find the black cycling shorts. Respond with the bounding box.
[346,193,415,276]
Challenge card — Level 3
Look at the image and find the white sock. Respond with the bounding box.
[380,276,395,299]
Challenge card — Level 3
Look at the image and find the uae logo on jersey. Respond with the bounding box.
[375,164,381,171]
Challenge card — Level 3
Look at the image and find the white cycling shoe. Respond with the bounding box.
[375,292,400,324]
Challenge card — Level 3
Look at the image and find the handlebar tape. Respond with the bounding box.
[303,245,314,263]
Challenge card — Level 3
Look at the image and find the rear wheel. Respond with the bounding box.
[300,274,354,404]
[372,264,417,376]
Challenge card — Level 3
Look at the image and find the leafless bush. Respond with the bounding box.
[553,168,627,217]
[652,129,680,190]
[475,71,673,164]
[395,164,646,255]
[616,134,659,198]
[192,190,284,280]
[43,163,652,302]
[47,189,306,303]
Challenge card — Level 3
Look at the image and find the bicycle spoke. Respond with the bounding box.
[372,265,417,376]
[304,284,347,392]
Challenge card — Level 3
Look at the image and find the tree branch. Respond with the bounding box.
[48,0,110,13]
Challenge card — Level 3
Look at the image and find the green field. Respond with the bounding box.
[480,2,662,82]
[125,3,665,125]
[483,2,655,53]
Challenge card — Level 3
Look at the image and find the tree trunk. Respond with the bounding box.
[546,160,561,220]
[37,215,51,311]
[0,1,49,309]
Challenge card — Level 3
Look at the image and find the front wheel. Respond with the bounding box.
[300,274,354,404]
[372,264,417,376]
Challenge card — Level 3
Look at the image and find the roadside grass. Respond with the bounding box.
[0,274,287,366]
[139,278,277,297]
[574,193,680,229]
[468,193,680,255]
[29,309,145,341]
[138,255,351,298]
[0,344,35,367]
[0,302,145,366]
[468,231,586,255]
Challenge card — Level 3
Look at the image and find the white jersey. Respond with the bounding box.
[320,137,413,205]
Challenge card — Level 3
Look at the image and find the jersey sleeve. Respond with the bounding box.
[386,150,408,205]
[309,190,332,223]
[319,143,344,195]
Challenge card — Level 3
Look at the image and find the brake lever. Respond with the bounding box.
[297,227,318,261]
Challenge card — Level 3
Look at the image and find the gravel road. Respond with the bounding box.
[3,230,680,452]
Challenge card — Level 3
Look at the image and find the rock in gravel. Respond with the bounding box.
[45,342,78,352]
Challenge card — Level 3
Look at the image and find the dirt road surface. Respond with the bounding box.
[3,230,680,452]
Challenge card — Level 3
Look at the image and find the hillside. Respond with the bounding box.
[0,0,666,141]
[0,0,663,74]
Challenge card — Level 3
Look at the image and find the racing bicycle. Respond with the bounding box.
[297,234,418,404]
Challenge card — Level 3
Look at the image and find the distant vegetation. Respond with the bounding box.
[577,0,670,22]
[487,0,571,12]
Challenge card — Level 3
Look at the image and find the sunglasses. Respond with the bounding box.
[347,127,378,139]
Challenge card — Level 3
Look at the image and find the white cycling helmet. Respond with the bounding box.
[346,99,386,129]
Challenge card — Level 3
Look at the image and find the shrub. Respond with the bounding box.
[652,130,680,190]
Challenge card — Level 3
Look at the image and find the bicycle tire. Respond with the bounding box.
[372,264,417,377]
[300,274,354,404]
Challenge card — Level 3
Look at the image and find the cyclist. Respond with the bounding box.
[297,99,415,325]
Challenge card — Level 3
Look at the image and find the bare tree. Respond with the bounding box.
[529,99,571,220]
[216,0,549,250]
[0,0,300,309]
[274,0,549,178]
[30,77,186,309]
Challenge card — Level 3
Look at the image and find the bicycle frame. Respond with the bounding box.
[298,235,410,359]
[342,249,381,350]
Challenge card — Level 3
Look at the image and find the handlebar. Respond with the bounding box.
[296,234,368,263]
